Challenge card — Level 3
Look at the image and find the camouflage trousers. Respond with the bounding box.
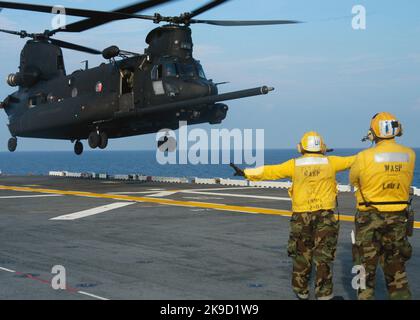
[354,210,412,300]
[287,210,339,299]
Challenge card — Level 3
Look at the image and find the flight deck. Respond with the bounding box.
[0,174,419,300]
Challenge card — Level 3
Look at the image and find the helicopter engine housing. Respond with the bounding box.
[6,68,40,87]
[7,73,22,87]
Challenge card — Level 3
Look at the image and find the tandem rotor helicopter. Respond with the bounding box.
[0,0,300,155]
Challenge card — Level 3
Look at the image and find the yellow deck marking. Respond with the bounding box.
[0,185,419,229]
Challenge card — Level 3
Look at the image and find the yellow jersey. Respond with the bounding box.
[350,139,416,212]
[244,154,356,213]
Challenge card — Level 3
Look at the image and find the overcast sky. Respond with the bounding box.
[0,0,419,151]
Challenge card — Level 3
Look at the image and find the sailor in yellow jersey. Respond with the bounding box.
[235,132,355,300]
[350,112,416,300]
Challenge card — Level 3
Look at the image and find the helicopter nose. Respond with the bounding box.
[181,81,213,99]
[191,82,212,97]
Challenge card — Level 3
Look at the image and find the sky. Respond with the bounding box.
[0,0,419,151]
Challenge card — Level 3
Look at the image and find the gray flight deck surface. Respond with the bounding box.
[0,175,419,300]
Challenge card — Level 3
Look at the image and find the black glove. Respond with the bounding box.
[230,163,245,177]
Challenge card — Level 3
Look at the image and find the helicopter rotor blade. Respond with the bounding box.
[0,1,156,20]
[0,1,167,24]
[0,27,101,54]
[0,1,112,19]
[49,38,102,55]
[1,0,301,31]
[187,0,231,19]
[56,0,174,34]
[0,28,25,37]
[189,19,302,26]
[0,28,36,38]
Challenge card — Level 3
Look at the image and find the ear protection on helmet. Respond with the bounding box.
[321,142,327,154]
[365,129,375,142]
[396,123,403,137]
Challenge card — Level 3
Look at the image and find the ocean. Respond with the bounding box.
[1,149,420,187]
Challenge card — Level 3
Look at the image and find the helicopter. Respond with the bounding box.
[0,0,300,155]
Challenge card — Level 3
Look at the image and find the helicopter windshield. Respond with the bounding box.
[176,63,207,79]
[177,63,196,78]
[151,63,206,80]
[196,63,206,79]
[165,63,178,77]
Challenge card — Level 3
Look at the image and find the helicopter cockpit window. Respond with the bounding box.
[57,55,64,70]
[180,42,192,50]
[28,94,46,108]
[151,64,163,81]
[196,64,206,79]
[164,63,178,77]
[177,63,196,78]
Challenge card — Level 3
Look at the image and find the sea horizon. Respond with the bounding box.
[1,149,419,187]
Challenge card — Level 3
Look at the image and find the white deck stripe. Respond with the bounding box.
[180,190,291,201]
[0,266,109,300]
[109,191,178,197]
[109,187,254,195]
[0,267,16,273]
[0,195,62,199]
[78,291,109,301]
[50,202,135,221]
[108,191,159,195]
[190,187,255,191]
[148,191,178,197]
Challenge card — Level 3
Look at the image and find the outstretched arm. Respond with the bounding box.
[330,155,357,173]
[243,159,294,181]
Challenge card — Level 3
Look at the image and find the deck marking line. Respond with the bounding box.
[180,190,291,201]
[109,190,180,197]
[78,291,109,301]
[1,266,107,299]
[190,187,256,191]
[0,267,16,273]
[50,202,135,220]
[148,191,179,197]
[108,191,160,195]
[1,185,419,229]
[0,194,62,199]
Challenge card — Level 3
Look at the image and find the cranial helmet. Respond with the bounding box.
[297,131,327,154]
[366,112,403,141]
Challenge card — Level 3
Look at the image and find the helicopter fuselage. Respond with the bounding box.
[1,25,273,154]
[4,53,221,141]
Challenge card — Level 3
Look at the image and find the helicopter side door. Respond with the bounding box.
[119,69,135,113]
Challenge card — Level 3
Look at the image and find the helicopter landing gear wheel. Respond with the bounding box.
[8,137,17,152]
[99,132,108,150]
[88,131,100,149]
[74,140,83,155]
